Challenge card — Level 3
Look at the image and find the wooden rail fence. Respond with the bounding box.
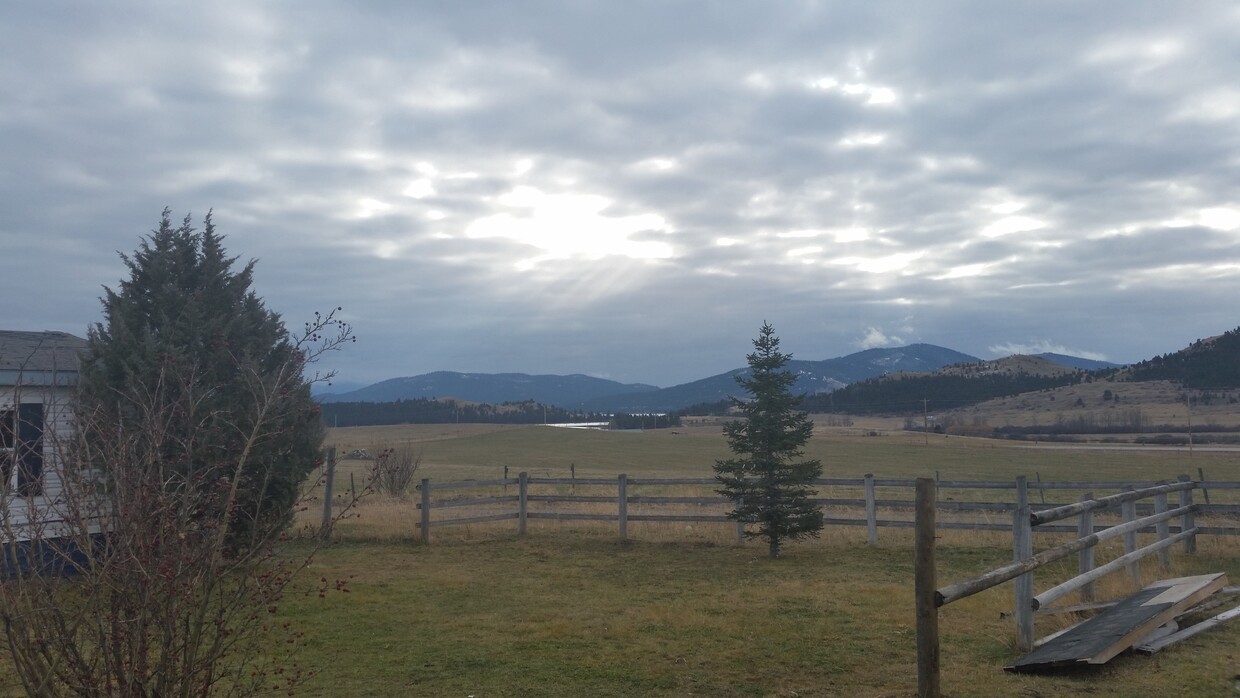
[409,473,1240,545]
[914,475,1231,698]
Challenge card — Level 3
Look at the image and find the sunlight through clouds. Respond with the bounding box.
[464,186,673,268]
[837,132,887,148]
[402,179,435,198]
[629,157,679,173]
[981,215,1046,238]
[934,263,992,280]
[831,252,922,274]
[810,76,899,106]
[354,197,392,219]
[1198,207,1240,231]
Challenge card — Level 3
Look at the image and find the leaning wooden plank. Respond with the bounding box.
[1135,603,1240,654]
[1172,587,1240,621]
[1007,573,1228,672]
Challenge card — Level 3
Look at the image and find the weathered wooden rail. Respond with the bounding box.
[914,475,1230,698]
[413,473,1240,544]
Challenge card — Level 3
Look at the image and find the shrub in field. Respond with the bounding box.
[370,444,422,498]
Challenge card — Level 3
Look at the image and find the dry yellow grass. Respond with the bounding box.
[945,379,1240,428]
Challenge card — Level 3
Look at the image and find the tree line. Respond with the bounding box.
[319,398,683,430]
[320,398,605,427]
[799,371,1083,415]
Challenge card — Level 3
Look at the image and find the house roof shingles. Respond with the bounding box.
[0,331,88,386]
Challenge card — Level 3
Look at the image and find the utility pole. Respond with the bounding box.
[1185,392,1194,457]
[923,398,929,446]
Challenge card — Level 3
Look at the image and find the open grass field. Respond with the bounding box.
[324,418,1239,486]
[4,421,1238,696]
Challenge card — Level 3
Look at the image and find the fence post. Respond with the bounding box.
[1078,492,1095,602]
[320,447,337,540]
[419,477,431,544]
[618,474,628,539]
[1154,489,1170,569]
[915,477,940,698]
[1178,474,1196,553]
[864,473,878,546]
[518,472,528,536]
[1122,487,1139,583]
[1013,475,1034,652]
[1197,467,1210,505]
[735,496,745,545]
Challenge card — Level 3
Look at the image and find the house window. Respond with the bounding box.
[1,403,43,496]
[0,407,14,490]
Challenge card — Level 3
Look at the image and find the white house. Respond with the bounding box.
[1,330,88,574]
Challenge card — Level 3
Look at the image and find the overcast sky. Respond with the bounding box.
[4,2,1240,388]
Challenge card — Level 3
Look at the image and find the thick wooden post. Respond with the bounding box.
[915,478,940,698]
[1178,475,1196,553]
[618,474,628,539]
[1013,476,1034,651]
[419,477,431,544]
[518,472,528,536]
[864,473,878,546]
[320,447,337,540]
[1078,492,1095,602]
[1154,491,1170,569]
[1122,487,1139,583]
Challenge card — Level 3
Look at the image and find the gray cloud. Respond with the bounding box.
[3,2,1240,387]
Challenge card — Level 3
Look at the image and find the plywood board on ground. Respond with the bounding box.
[1007,573,1229,672]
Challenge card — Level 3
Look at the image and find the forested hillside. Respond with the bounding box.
[800,370,1083,415]
[1124,327,1240,388]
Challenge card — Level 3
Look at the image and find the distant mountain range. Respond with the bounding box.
[320,344,1001,412]
[578,344,981,412]
[316,327,1240,423]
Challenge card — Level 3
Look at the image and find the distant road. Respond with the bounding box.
[1008,442,1240,453]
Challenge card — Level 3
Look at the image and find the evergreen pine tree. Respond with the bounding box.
[714,323,823,558]
[79,208,324,548]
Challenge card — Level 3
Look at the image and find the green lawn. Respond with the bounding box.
[278,532,1239,697]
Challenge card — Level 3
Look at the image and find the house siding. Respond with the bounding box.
[2,386,76,543]
[1,330,88,553]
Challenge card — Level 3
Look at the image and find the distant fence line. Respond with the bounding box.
[401,474,1240,545]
